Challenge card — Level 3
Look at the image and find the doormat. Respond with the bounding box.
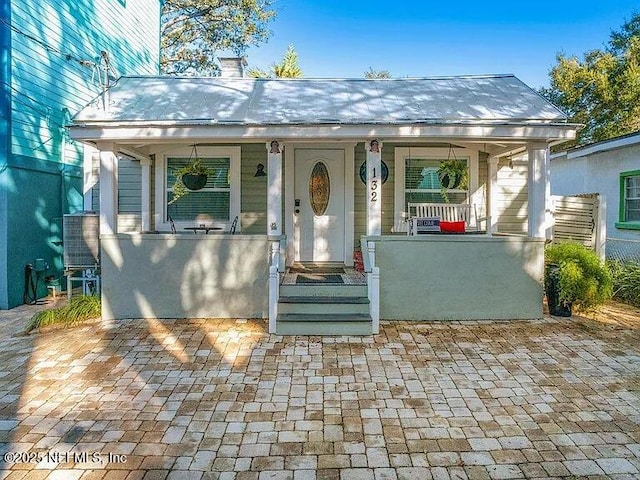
[289,266,345,274]
[296,274,344,284]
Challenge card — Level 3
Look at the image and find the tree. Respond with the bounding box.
[541,13,640,146]
[247,45,303,78]
[161,0,276,75]
[364,67,391,79]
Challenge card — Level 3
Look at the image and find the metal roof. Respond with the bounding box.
[72,75,568,126]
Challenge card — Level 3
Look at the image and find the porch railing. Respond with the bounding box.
[268,235,286,334]
[360,236,380,334]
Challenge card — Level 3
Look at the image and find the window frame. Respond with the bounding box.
[154,146,241,232]
[394,147,479,232]
[616,169,640,230]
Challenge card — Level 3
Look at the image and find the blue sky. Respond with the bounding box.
[246,1,639,89]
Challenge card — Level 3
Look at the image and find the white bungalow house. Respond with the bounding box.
[551,130,640,262]
[69,65,580,335]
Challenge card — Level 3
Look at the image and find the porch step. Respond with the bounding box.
[279,296,369,303]
[276,313,373,335]
[280,284,367,297]
[278,296,369,315]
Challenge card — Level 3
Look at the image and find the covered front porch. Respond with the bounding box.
[68,74,579,334]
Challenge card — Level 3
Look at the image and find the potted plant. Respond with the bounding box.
[168,157,212,205]
[437,158,468,203]
[544,242,613,316]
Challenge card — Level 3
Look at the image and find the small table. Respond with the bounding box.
[183,226,224,234]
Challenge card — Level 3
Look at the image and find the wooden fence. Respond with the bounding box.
[551,194,606,260]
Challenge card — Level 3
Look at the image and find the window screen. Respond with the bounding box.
[166,157,231,221]
[625,175,640,222]
[405,158,467,207]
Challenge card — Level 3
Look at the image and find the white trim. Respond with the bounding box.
[140,158,151,232]
[285,143,355,266]
[266,141,283,235]
[83,145,97,210]
[366,140,383,236]
[284,144,294,265]
[98,145,118,235]
[393,147,479,232]
[154,146,241,232]
[487,156,499,234]
[344,143,355,266]
[70,124,576,143]
[527,145,549,238]
[564,132,640,159]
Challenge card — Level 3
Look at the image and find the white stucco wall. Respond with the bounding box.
[374,235,545,320]
[101,234,269,320]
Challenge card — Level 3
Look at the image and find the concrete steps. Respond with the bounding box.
[276,283,372,335]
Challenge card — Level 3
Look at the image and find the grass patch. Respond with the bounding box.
[607,260,640,307]
[25,295,101,334]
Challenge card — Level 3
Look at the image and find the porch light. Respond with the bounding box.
[254,163,266,177]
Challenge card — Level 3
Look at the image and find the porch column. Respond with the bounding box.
[97,143,118,235]
[487,156,499,234]
[140,158,151,232]
[83,147,97,210]
[527,143,550,238]
[266,140,283,235]
[366,139,383,236]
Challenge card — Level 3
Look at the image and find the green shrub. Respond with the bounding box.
[25,295,101,334]
[607,260,640,307]
[545,242,613,311]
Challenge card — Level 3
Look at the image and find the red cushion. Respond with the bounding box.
[440,221,466,233]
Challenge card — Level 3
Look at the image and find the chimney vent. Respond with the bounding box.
[219,57,247,78]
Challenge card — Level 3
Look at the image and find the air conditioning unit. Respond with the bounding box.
[63,212,100,269]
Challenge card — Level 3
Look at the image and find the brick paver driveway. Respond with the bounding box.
[0,305,639,479]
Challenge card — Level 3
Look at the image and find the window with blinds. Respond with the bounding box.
[166,157,231,221]
[624,174,640,222]
[405,158,468,205]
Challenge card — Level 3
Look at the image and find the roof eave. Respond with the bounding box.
[68,122,579,145]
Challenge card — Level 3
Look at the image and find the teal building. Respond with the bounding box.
[0,0,161,308]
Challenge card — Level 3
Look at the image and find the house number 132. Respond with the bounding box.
[370,168,378,202]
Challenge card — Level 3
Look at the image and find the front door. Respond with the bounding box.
[294,149,345,262]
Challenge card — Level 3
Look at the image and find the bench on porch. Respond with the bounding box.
[407,202,488,233]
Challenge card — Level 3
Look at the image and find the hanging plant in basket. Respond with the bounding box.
[437,145,468,203]
[168,145,213,205]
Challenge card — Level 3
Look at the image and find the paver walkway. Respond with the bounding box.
[0,302,639,479]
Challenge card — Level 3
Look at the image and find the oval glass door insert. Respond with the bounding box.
[309,162,330,216]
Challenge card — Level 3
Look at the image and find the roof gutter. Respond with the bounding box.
[68,122,579,144]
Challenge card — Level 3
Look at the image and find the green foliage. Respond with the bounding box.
[169,158,213,205]
[247,45,303,78]
[545,242,613,311]
[437,158,468,203]
[25,295,101,334]
[540,13,640,147]
[364,68,391,79]
[161,0,276,75]
[607,260,640,307]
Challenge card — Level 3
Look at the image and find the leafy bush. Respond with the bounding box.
[607,260,640,307]
[545,242,612,311]
[25,295,101,334]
